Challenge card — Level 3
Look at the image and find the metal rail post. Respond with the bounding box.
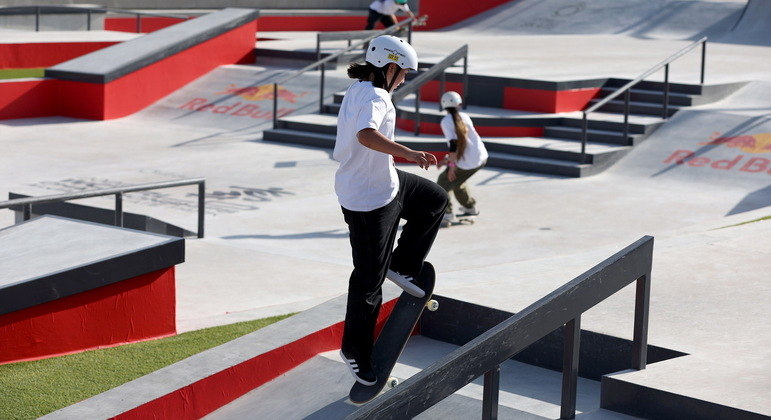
[623,89,630,144]
[23,204,31,221]
[662,64,670,119]
[320,63,326,114]
[482,365,500,420]
[414,89,421,135]
[462,55,469,109]
[700,41,707,85]
[114,192,123,227]
[580,112,588,164]
[197,181,205,238]
[439,70,446,112]
[631,274,651,369]
[272,83,279,129]
[136,14,141,33]
[560,317,581,419]
[87,9,92,30]
[35,7,40,31]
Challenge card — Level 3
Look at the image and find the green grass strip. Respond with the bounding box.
[0,314,294,420]
[714,215,770,230]
[0,68,46,80]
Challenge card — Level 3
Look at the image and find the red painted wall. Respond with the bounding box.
[419,0,513,29]
[0,42,119,69]
[114,298,399,420]
[104,17,188,33]
[419,80,465,103]
[257,15,366,32]
[0,267,176,365]
[504,86,601,113]
[57,18,257,120]
[0,79,59,119]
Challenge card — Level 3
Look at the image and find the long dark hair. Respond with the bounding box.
[347,62,387,90]
[447,107,468,161]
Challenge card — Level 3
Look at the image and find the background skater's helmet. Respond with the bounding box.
[365,35,418,70]
[441,91,463,109]
[394,0,409,4]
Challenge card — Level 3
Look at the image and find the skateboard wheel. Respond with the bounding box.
[387,377,399,388]
[426,299,439,311]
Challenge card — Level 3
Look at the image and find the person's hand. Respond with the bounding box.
[406,151,438,170]
[448,166,457,182]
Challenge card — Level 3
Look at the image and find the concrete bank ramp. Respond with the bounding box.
[604,81,771,211]
[446,0,748,39]
[128,64,351,142]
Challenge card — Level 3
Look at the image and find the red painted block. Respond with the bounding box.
[397,117,544,137]
[0,267,177,365]
[504,86,601,113]
[419,80,465,103]
[0,79,59,119]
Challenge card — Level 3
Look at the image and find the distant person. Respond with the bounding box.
[436,91,488,227]
[334,35,447,386]
[365,0,416,30]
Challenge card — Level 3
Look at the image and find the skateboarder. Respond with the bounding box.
[365,0,416,30]
[334,35,448,386]
[436,91,488,227]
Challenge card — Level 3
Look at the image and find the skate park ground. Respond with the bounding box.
[1,0,769,418]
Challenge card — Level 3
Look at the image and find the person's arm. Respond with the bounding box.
[357,128,437,169]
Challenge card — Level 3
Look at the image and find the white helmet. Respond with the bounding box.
[365,35,418,70]
[441,91,463,109]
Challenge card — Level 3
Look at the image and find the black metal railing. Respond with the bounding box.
[315,16,425,62]
[0,5,187,33]
[579,37,708,164]
[391,44,469,135]
[271,15,425,128]
[346,235,654,420]
[0,178,206,238]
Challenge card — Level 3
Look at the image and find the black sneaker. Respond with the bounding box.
[340,349,377,386]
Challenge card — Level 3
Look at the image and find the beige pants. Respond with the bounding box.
[436,163,484,214]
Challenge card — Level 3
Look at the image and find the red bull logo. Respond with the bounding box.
[215,84,308,103]
[699,132,771,154]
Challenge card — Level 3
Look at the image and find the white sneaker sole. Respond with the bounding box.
[386,270,425,298]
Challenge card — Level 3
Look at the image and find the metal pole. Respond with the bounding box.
[482,365,500,420]
[320,63,326,114]
[560,317,581,420]
[316,35,321,63]
[414,89,421,136]
[197,181,205,238]
[272,83,279,129]
[700,41,707,85]
[662,64,670,119]
[87,9,92,31]
[36,7,40,31]
[115,192,123,227]
[408,20,413,44]
[439,70,446,112]
[580,112,588,164]
[462,55,469,109]
[136,14,141,33]
[631,274,651,369]
[623,89,630,144]
[23,204,31,221]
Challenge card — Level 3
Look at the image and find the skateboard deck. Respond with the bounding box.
[349,261,436,404]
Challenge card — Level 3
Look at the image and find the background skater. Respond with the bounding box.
[436,91,488,227]
[334,35,448,385]
[365,0,416,30]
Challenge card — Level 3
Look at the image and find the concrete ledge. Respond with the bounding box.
[0,215,184,316]
[46,8,259,83]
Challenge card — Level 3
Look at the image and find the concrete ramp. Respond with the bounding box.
[447,0,747,40]
[128,64,352,143]
[605,81,771,202]
[721,0,771,45]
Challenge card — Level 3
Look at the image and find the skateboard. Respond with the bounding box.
[348,261,438,404]
[442,214,476,227]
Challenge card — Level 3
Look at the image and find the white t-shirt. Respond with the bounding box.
[441,112,488,170]
[333,81,399,212]
[369,0,410,15]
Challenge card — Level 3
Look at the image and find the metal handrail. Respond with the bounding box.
[271,15,426,128]
[579,37,708,164]
[0,5,188,32]
[346,236,654,420]
[315,16,425,62]
[0,178,206,238]
[391,44,469,135]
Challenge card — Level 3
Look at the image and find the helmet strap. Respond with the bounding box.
[384,64,400,92]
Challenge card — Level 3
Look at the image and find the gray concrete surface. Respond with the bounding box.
[1,1,769,417]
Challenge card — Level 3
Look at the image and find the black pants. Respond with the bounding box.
[365,8,396,30]
[341,169,448,358]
